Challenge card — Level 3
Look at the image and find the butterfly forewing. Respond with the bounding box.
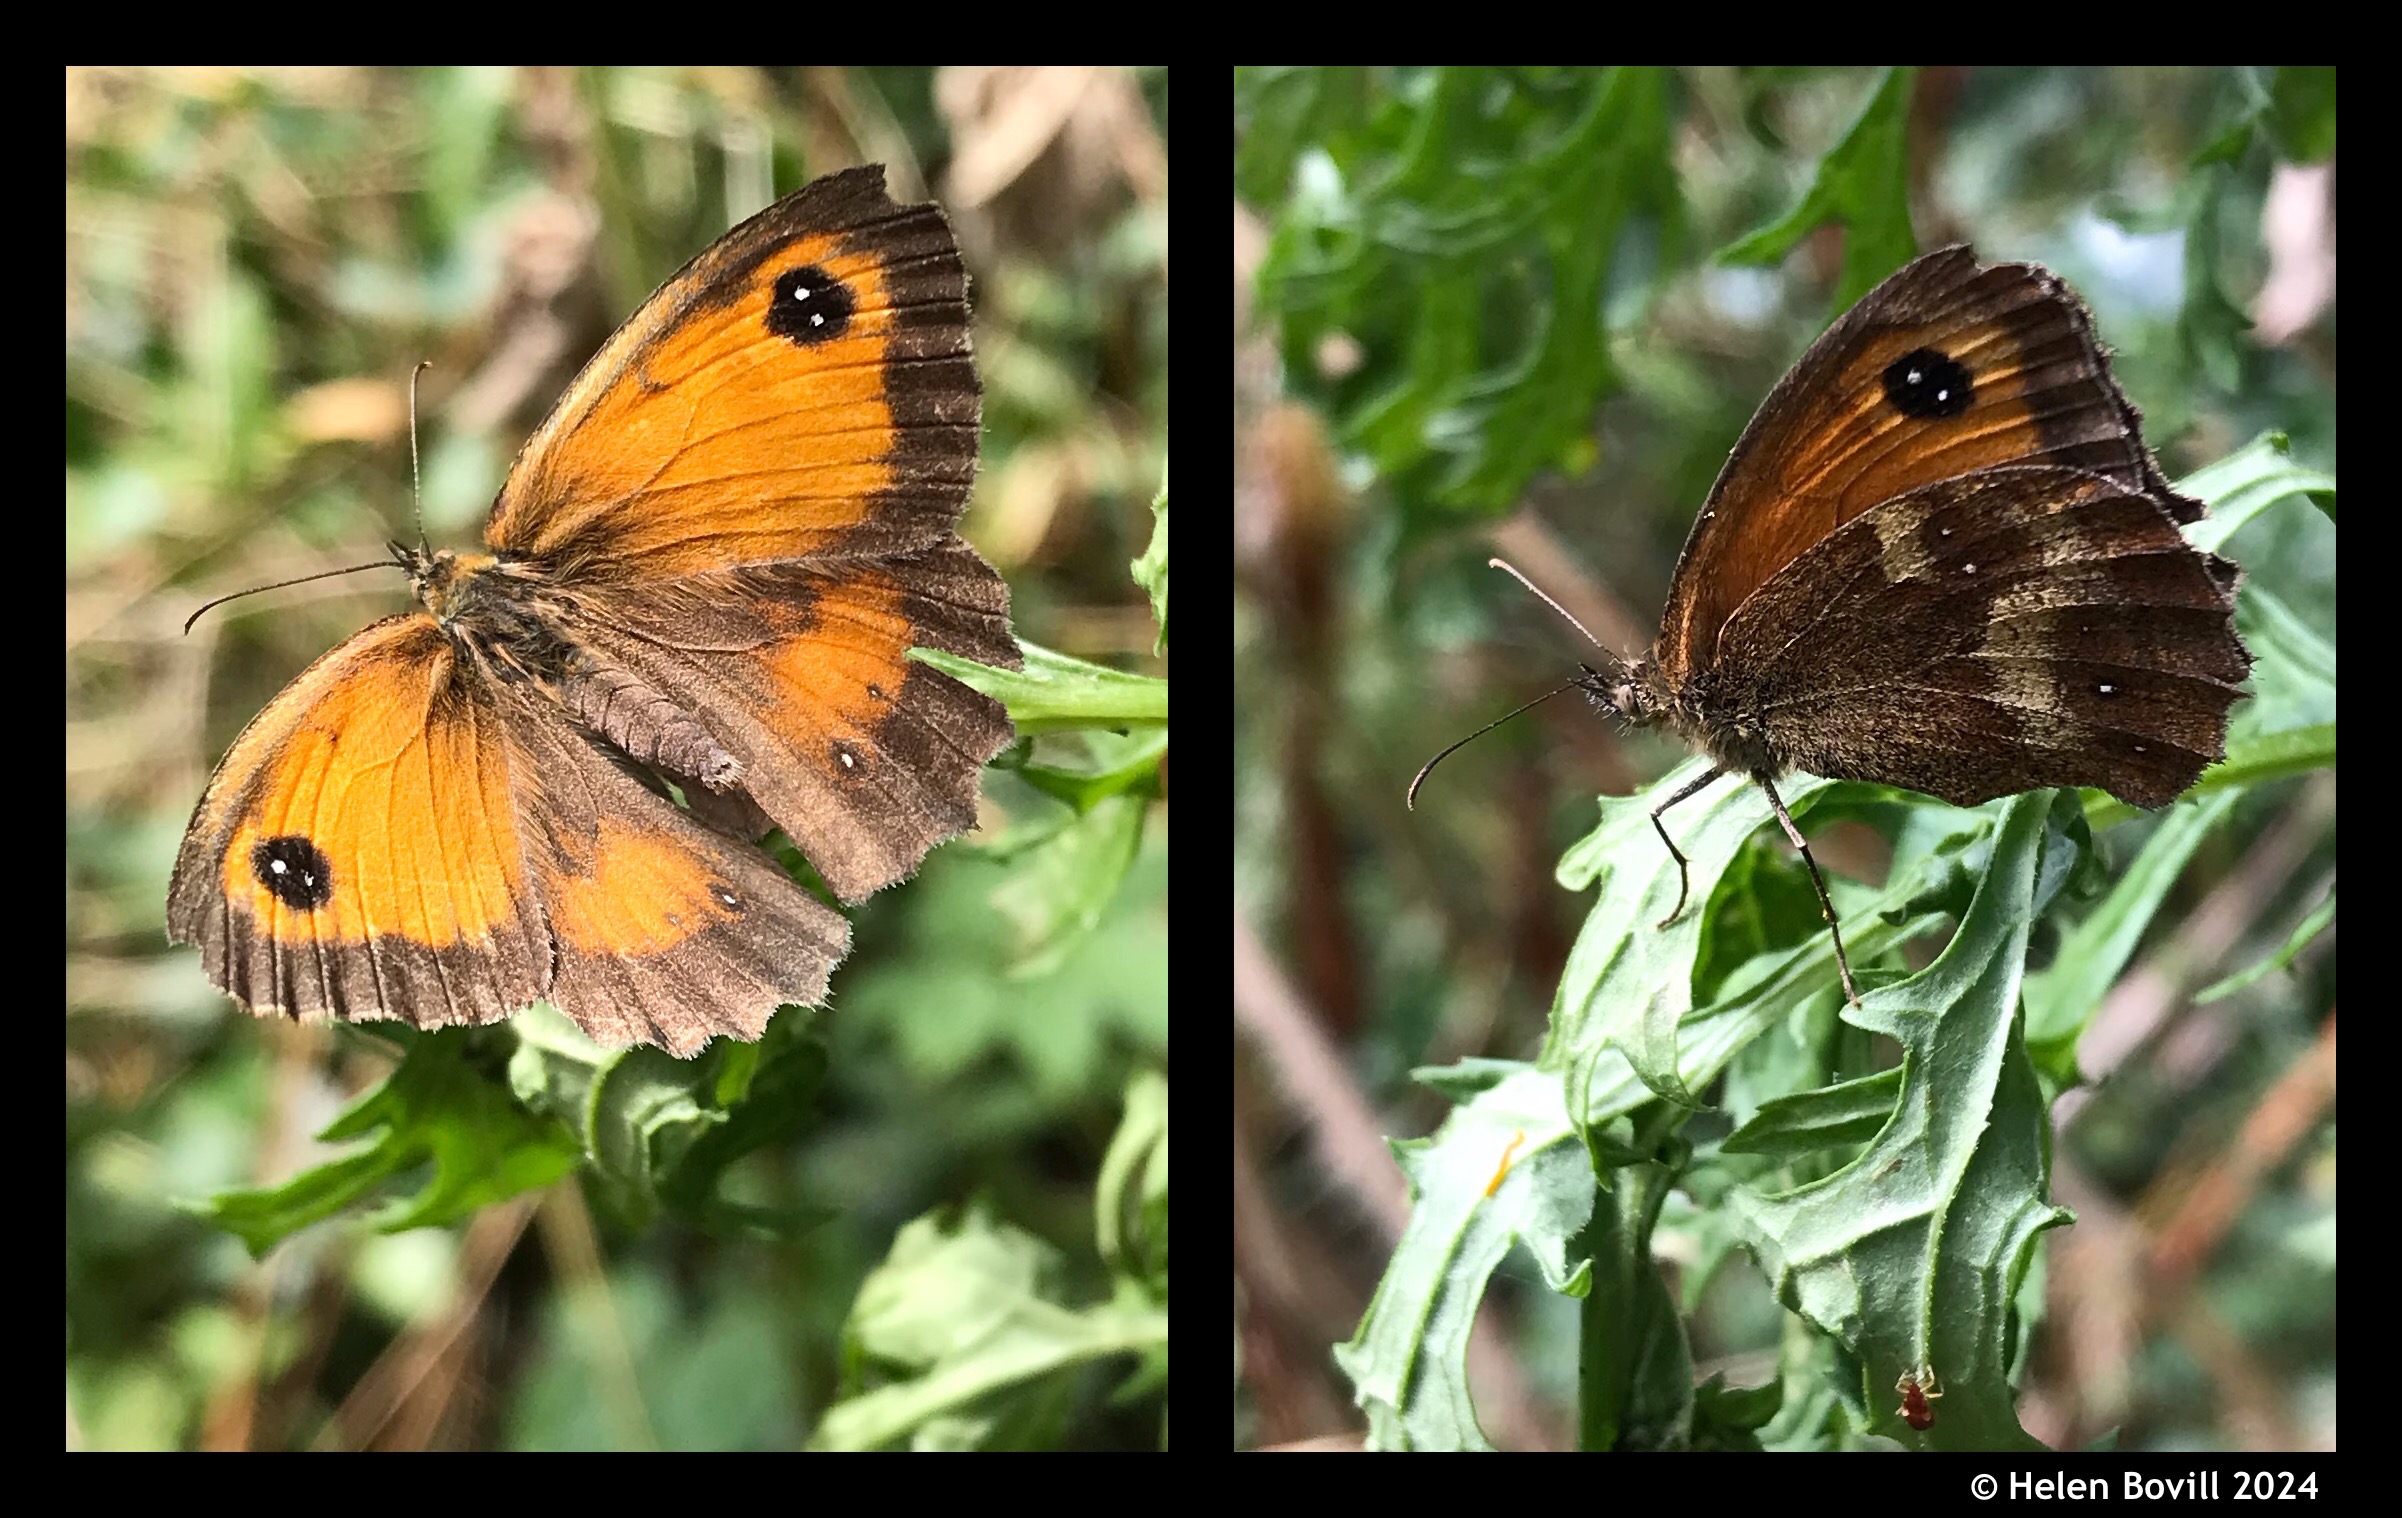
[1656,247,2200,684]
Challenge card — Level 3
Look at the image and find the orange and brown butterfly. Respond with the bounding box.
[1601,247,2249,1001]
[168,165,1021,1058]
[1417,245,2249,1005]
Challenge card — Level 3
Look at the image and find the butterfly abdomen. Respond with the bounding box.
[557,659,745,791]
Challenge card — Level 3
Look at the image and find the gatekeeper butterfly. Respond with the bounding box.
[169,165,1021,1056]
[1414,246,2249,1003]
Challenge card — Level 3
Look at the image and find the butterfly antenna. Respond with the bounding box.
[408,359,432,554]
[1406,674,1590,810]
[180,556,410,635]
[1487,557,1614,652]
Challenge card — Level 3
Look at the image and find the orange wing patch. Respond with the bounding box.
[570,542,1017,903]
[548,816,747,957]
[168,616,549,1030]
[170,614,853,1052]
[488,168,975,577]
[1658,247,2194,677]
[516,717,849,1056]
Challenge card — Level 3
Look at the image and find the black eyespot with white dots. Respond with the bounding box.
[1882,347,1973,419]
[767,264,853,347]
[251,835,335,911]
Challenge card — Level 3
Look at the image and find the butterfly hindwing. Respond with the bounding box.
[512,711,850,1056]
[565,542,1017,902]
[1709,466,2249,808]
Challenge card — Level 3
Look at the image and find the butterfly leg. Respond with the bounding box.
[1649,765,1726,929]
[1755,776,1861,1007]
